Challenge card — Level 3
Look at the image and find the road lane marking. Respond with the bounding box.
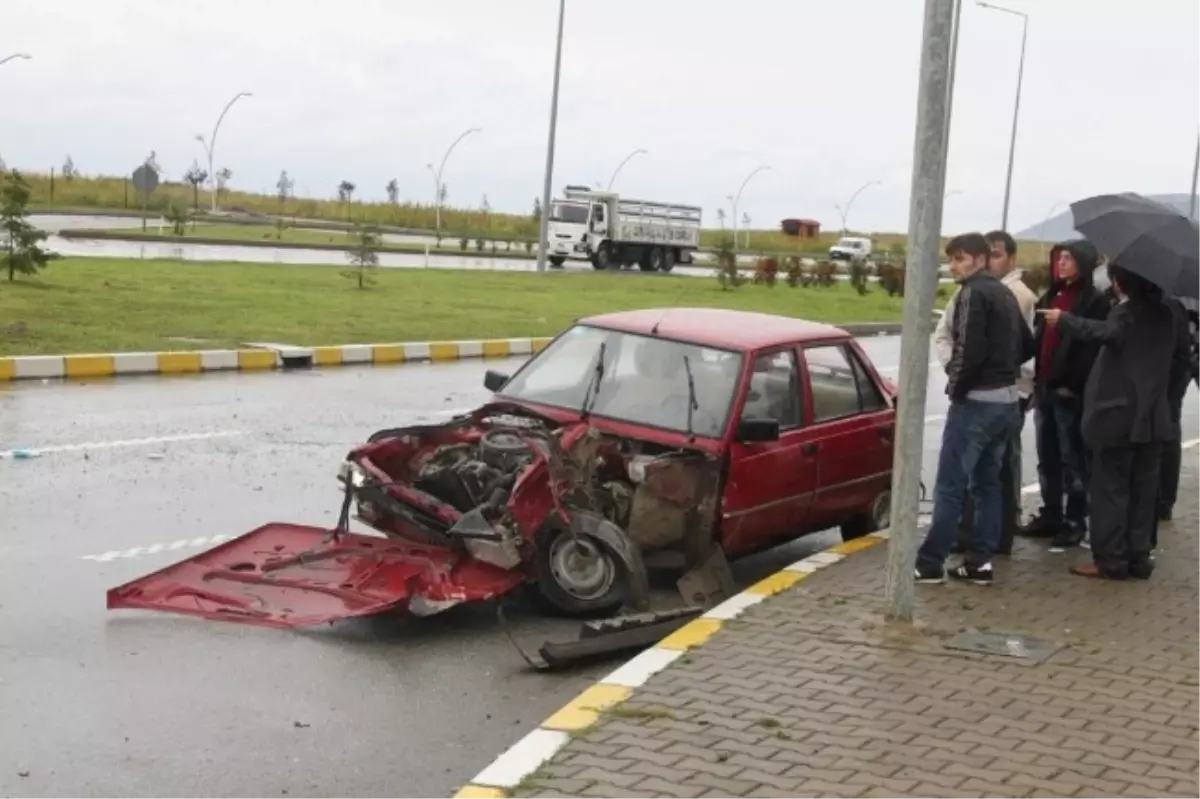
[1,430,244,459]
[82,534,235,562]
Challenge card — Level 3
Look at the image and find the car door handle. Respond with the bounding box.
[877,425,894,442]
[801,442,819,456]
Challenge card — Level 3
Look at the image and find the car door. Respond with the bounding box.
[799,342,894,530]
[720,347,820,556]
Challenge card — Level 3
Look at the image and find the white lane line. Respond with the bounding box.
[81,533,234,562]
[1,430,244,459]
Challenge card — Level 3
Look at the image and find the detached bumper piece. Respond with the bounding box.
[511,606,704,671]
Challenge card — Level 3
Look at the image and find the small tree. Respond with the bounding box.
[0,153,6,172]
[481,194,491,229]
[183,160,208,213]
[715,237,744,291]
[342,225,380,289]
[165,202,189,235]
[532,196,542,221]
[62,155,77,180]
[215,167,233,203]
[338,180,356,220]
[386,178,399,205]
[1,170,59,281]
[716,208,726,230]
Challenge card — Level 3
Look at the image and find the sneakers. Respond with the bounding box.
[914,564,946,584]
[1018,511,1059,539]
[950,561,994,585]
[1049,522,1086,552]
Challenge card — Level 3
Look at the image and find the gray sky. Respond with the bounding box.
[3,0,1197,233]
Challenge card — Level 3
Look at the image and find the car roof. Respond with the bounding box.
[577,308,849,351]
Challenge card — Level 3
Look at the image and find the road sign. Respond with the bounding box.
[132,164,159,196]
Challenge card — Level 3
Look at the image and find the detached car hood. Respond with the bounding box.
[106,523,523,628]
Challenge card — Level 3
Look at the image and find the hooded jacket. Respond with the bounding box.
[1033,239,1113,396]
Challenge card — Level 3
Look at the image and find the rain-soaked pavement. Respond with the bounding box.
[0,334,1195,797]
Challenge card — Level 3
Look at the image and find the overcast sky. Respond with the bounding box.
[2,0,1197,233]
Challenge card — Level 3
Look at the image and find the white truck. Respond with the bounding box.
[546,187,702,272]
[828,236,873,263]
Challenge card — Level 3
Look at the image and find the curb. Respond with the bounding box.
[0,325,903,384]
[452,530,891,798]
[0,337,553,383]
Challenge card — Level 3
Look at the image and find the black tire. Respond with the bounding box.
[840,488,891,541]
[549,256,566,268]
[534,526,626,618]
[646,247,665,272]
[591,243,612,270]
[661,248,676,272]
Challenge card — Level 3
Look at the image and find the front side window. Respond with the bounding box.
[740,350,802,429]
[804,345,864,422]
[498,325,743,439]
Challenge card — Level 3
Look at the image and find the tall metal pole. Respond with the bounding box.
[979,1,1028,231]
[944,0,962,154]
[1189,132,1199,219]
[432,127,481,238]
[838,180,882,235]
[202,91,252,213]
[885,0,956,623]
[0,53,32,67]
[607,148,647,191]
[731,165,770,253]
[536,0,567,273]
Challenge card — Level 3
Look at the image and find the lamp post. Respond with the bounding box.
[195,90,252,213]
[730,165,769,253]
[977,1,1028,231]
[1189,132,1198,220]
[607,149,647,191]
[835,180,882,235]
[428,126,482,239]
[0,53,32,67]
[536,0,567,273]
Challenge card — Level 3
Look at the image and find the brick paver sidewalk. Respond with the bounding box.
[508,454,1199,799]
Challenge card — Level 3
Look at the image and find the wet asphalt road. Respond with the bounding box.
[1,335,1196,798]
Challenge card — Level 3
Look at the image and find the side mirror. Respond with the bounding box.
[483,369,510,393]
[737,417,780,443]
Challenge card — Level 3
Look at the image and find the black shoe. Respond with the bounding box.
[1018,512,1059,539]
[1158,506,1173,522]
[914,564,946,584]
[1049,524,1086,551]
[1129,562,1154,580]
[950,561,994,585]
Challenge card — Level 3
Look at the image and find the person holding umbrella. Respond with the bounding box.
[1037,193,1198,580]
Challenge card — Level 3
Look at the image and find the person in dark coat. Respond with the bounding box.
[1039,266,1190,579]
[1021,240,1112,549]
[1157,297,1198,523]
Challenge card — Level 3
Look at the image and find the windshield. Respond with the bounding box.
[498,325,743,439]
[835,238,864,249]
[550,202,589,224]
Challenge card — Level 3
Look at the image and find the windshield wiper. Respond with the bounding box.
[580,341,607,419]
[682,355,699,441]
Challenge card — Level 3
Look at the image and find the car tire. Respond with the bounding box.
[660,248,676,272]
[534,525,626,618]
[591,243,612,270]
[840,489,891,541]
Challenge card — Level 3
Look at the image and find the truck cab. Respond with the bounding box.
[547,188,593,268]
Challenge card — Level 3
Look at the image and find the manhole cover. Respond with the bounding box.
[944,631,1063,663]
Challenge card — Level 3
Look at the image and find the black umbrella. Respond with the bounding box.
[1070,192,1198,299]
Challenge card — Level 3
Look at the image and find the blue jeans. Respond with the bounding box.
[1033,385,1088,526]
[919,399,1021,570]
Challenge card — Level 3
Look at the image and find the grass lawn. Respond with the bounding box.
[0,257,915,357]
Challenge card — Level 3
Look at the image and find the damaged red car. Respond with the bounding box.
[108,308,897,628]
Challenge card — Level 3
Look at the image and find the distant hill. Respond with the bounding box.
[1016,193,1197,242]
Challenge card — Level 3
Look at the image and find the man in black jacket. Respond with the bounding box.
[1021,240,1112,550]
[916,233,1033,585]
[1157,297,1198,523]
[1041,266,1190,579]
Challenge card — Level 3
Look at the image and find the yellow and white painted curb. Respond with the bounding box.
[0,337,552,383]
[453,530,891,798]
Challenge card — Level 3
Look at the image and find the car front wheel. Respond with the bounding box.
[535,526,626,617]
[840,489,891,541]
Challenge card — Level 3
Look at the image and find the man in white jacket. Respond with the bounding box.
[934,231,1036,554]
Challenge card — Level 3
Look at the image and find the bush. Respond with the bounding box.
[164,203,189,236]
[849,257,870,296]
[815,261,836,288]
[753,256,778,287]
[476,237,486,252]
[715,237,745,290]
[783,255,804,288]
[524,240,535,253]
[459,236,470,251]
[878,261,906,297]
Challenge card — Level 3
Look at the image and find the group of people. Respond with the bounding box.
[915,230,1197,584]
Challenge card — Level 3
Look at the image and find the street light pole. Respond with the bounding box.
[885,0,956,623]
[1189,132,1199,220]
[536,0,567,274]
[607,148,647,191]
[978,1,1028,231]
[430,127,482,239]
[197,90,252,213]
[731,165,769,253]
[836,180,882,235]
[0,53,32,67]
[944,0,963,147]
